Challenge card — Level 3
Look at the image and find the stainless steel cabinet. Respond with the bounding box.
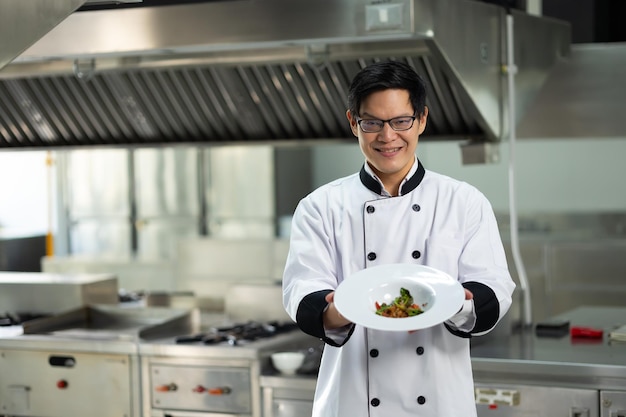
[261,376,315,417]
[271,399,313,417]
[261,378,607,417]
[0,349,137,417]
[475,383,599,417]
[600,391,626,417]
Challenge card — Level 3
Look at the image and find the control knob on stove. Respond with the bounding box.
[192,385,205,393]
[56,380,69,389]
[155,383,178,392]
[207,386,232,396]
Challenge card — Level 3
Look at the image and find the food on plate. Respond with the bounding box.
[375,287,425,318]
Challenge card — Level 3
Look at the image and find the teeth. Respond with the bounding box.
[380,147,400,152]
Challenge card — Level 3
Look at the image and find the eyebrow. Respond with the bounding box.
[359,111,413,119]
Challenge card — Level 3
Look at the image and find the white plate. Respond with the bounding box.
[334,264,465,331]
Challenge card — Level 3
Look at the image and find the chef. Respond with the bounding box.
[282,60,516,417]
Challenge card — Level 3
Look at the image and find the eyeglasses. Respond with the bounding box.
[356,113,417,133]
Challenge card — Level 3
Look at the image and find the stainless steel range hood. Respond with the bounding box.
[0,0,570,149]
[0,0,88,71]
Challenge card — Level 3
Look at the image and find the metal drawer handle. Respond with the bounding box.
[570,407,589,417]
[48,356,76,368]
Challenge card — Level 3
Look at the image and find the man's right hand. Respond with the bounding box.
[323,291,351,329]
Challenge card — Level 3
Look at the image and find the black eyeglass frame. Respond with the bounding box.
[355,113,418,133]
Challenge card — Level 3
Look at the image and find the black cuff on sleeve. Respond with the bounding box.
[295,289,356,347]
[444,322,472,338]
[463,281,500,334]
[295,289,333,339]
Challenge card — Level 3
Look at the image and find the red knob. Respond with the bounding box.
[570,327,603,339]
[208,386,232,395]
[155,383,177,392]
[56,380,68,389]
[192,385,206,393]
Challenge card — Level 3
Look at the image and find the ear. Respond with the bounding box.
[346,110,359,137]
[416,106,428,135]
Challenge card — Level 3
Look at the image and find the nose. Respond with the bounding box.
[378,122,398,141]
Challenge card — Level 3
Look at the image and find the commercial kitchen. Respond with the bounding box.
[1,1,625,416]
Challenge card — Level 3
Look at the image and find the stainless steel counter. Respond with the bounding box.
[471,306,626,390]
[258,307,626,416]
[260,306,626,404]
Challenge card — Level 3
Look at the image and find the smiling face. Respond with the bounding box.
[347,88,428,195]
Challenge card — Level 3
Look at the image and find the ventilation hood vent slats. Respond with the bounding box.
[0,60,486,147]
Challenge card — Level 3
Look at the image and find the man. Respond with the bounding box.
[282,60,515,416]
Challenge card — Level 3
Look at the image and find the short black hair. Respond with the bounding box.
[347,60,427,118]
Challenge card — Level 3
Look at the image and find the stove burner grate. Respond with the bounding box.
[0,312,51,327]
[174,320,299,346]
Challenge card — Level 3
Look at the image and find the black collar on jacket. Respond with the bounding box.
[359,160,426,196]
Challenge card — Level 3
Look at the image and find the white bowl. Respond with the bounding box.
[367,278,435,315]
[334,264,465,331]
[271,351,305,375]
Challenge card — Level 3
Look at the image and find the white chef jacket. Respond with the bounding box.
[283,158,515,417]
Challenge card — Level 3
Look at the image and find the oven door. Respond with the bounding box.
[0,349,134,417]
[150,364,252,415]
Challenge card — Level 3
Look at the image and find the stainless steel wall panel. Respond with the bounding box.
[545,240,626,317]
[136,218,199,261]
[205,147,275,220]
[134,148,199,217]
[66,149,130,217]
[518,44,626,139]
[69,219,131,256]
[207,220,276,240]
